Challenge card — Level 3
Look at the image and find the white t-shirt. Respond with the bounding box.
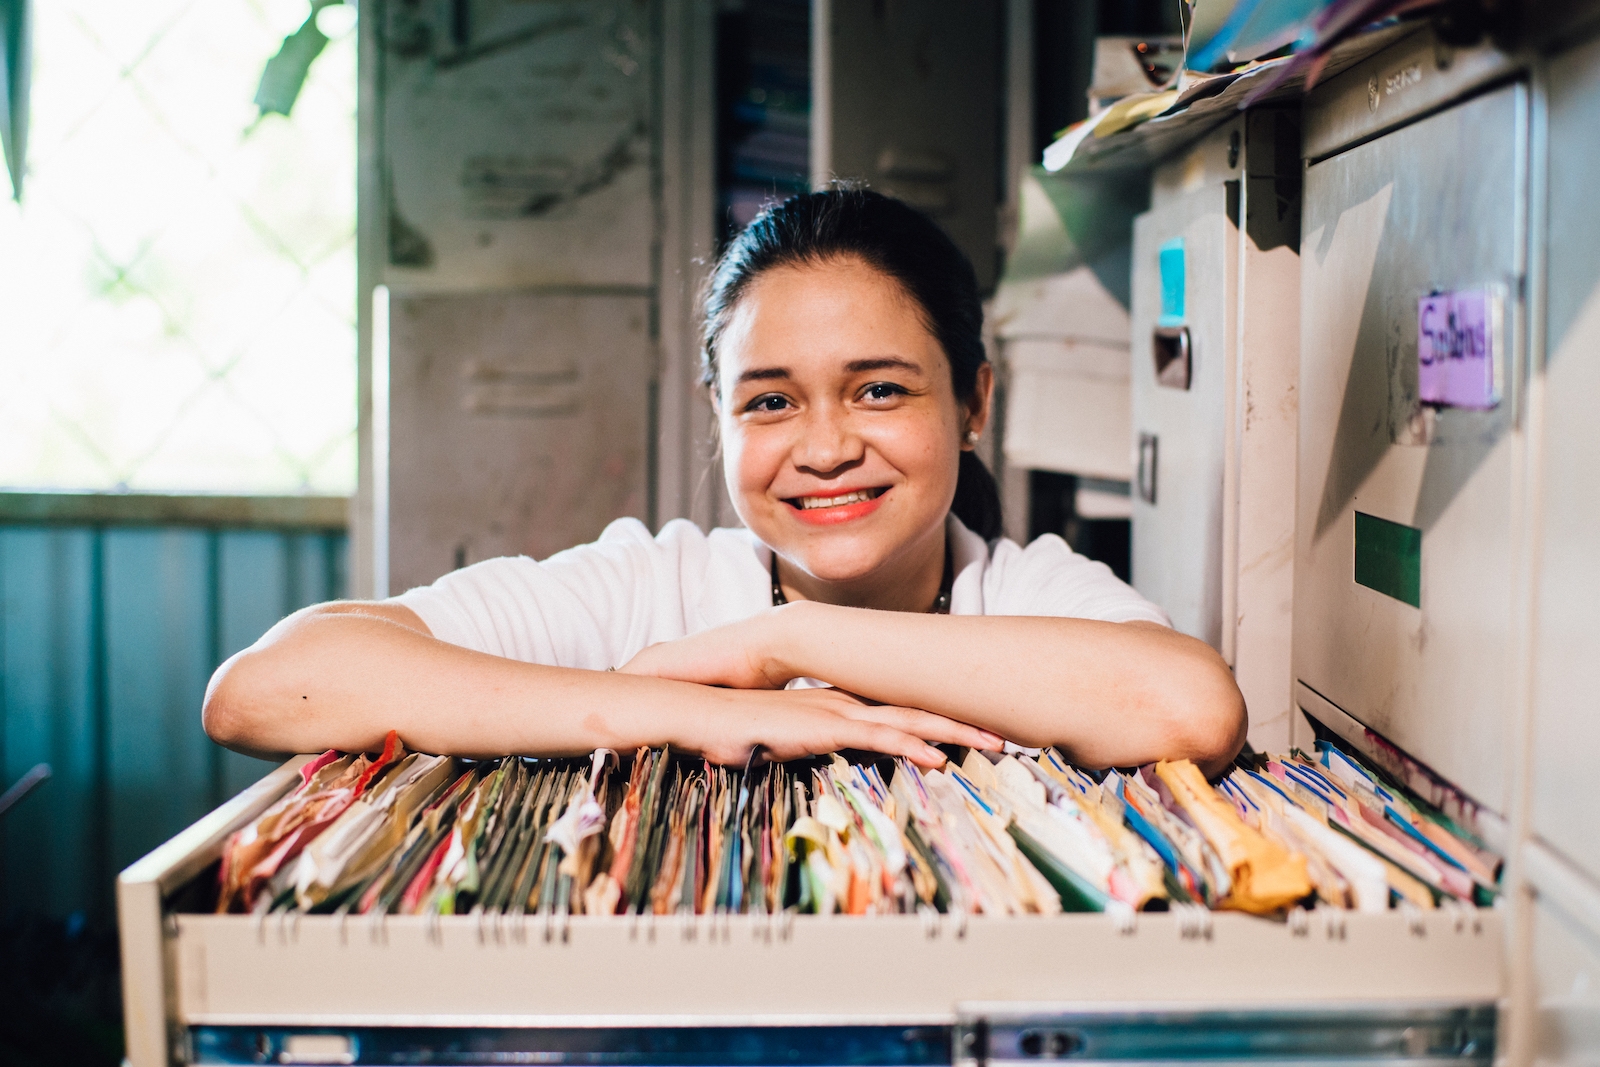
[394,514,1169,671]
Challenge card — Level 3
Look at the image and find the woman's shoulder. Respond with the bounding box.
[978,528,1169,625]
[554,517,769,631]
[547,516,740,559]
[398,517,753,600]
[391,517,770,661]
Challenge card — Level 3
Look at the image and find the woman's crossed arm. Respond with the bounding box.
[620,602,1247,777]
[201,601,997,769]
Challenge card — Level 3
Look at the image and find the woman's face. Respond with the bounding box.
[714,256,990,590]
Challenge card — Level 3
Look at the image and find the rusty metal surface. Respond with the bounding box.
[379,1,657,292]
[386,290,652,590]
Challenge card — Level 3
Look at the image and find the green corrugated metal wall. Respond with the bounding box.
[0,525,347,925]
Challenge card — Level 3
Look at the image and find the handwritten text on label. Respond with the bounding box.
[1418,289,1500,410]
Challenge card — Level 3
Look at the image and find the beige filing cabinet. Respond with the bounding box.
[118,20,1575,1067]
[1292,22,1600,1064]
[997,262,1135,486]
[1130,111,1302,753]
[382,290,654,596]
[359,0,717,596]
[1292,26,1528,833]
[1520,25,1600,1066]
[118,750,1501,1067]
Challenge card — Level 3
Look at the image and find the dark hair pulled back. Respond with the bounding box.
[701,187,1003,541]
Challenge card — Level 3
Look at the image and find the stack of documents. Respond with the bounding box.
[215,737,1499,919]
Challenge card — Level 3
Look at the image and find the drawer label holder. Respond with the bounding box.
[1417,288,1503,411]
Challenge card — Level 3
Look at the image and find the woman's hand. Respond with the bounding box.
[620,608,1005,764]
[618,609,790,690]
[684,686,995,769]
[628,603,1244,775]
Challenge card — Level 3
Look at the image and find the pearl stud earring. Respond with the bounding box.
[965,429,980,445]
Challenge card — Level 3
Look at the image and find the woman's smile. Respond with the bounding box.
[784,486,889,524]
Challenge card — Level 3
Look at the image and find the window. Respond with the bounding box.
[0,0,357,494]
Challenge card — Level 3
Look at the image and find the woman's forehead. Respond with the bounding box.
[719,259,943,379]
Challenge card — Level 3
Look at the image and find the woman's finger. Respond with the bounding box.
[695,690,954,769]
[796,715,944,768]
[844,721,948,769]
[812,688,1006,750]
[722,710,945,769]
[828,696,1004,750]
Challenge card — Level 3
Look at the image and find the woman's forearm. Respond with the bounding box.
[203,603,987,767]
[765,603,1247,775]
[205,608,694,759]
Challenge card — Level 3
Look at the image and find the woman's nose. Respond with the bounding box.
[793,405,864,475]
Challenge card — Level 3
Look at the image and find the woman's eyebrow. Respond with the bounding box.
[735,366,791,384]
[846,356,922,374]
[734,357,921,385]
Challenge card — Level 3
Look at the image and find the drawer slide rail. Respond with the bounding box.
[190,1005,1495,1066]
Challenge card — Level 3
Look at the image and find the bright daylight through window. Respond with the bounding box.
[0,1,357,495]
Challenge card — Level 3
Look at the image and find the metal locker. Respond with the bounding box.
[358,1,716,594]
[377,4,656,293]
[1130,114,1301,750]
[1522,29,1600,1066]
[1295,72,1525,817]
[383,291,653,596]
[811,0,1002,290]
[1529,29,1600,890]
[1130,174,1233,651]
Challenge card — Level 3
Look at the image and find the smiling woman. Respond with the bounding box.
[203,188,1247,778]
[717,261,972,609]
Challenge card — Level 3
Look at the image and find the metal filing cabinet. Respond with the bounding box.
[383,291,653,596]
[118,756,1502,1067]
[1294,28,1600,1064]
[1292,28,1525,823]
[361,0,715,596]
[1529,28,1600,903]
[111,20,1557,1067]
[1523,27,1600,1063]
[1130,111,1302,751]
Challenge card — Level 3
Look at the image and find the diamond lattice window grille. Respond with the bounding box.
[0,0,357,495]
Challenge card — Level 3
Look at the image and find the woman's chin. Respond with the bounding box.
[789,556,888,587]
[779,534,910,588]
[743,498,947,588]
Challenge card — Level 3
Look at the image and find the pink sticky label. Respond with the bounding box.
[1418,290,1499,409]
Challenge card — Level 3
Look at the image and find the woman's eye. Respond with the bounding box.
[862,382,905,402]
[746,393,790,413]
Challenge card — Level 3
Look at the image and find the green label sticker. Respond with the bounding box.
[1159,237,1185,325]
[1354,512,1421,608]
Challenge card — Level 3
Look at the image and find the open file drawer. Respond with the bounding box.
[120,755,1503,1067]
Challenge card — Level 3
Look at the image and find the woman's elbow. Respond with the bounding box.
[1166,644,1248,776]
[203,650,270,752]
[1185,697,1248,779]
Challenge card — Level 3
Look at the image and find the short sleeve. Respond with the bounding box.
[390,518,730,669]
[982,533,1171,626]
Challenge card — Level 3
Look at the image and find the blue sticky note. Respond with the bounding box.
[1159,237,1185,325]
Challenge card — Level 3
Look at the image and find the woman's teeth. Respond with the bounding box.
[796,489,882,510]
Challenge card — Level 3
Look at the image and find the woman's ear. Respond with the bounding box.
[964,362,995,444]
[708,382,722,416]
